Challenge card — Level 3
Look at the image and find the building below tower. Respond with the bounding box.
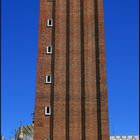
[9,124,139,140]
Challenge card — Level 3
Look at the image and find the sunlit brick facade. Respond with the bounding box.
[34,0,110,140]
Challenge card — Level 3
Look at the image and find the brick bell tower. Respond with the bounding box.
[34,0,110,140]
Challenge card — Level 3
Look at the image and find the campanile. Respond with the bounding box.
[34,0,110,140]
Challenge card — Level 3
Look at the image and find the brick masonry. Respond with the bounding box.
[34,0,110,140]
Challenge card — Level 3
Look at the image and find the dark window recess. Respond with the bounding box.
[46,75,52,83]
[47,46,52,54]
[45,106,51,115]
[49,20,52,25]
[47,107,50,113]
[47,19,53,27]
[47,76,51,82]
[48,47,51,52]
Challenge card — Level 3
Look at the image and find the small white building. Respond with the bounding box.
[110,136,139,140]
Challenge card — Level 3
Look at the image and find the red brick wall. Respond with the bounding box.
[34,0,109,139]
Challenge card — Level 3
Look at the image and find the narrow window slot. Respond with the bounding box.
[47,19,53,27]
[46,46,52,54]
[45,106,51,116]
[46,106,50,115]
[46,75,52,84]
[47,76,50,82]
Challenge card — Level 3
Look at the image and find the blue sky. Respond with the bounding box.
[1,0,139,139]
